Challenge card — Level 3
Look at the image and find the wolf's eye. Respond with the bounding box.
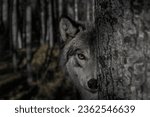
[77,53,85,60]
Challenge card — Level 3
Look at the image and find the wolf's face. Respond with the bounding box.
[59,17,98,99]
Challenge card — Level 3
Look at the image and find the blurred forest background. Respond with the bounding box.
[0,0,95,99]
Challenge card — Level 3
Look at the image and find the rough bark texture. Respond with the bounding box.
[95,0,150,99]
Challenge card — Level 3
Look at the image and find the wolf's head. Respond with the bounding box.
[59,17,98,99]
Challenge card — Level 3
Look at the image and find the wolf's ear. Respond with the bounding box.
[59,17,84,42]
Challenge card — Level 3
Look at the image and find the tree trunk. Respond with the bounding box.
[2,0,8,26]
[22,0,27,48]
[26,0,32,83]
[86,0,90,22]
[51,0,59,44]
[17,31,22,49]
[58,0,62,17]
[40,0,45,45]
[74,0,78,21]
[92,0,95,22]
[0,0,2,24]
[46,0,53,48]
[95,0,150,99]
[12,0,18,71]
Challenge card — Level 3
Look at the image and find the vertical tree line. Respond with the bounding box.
[26,0,32,83]
[12,0,18,71]
[47,0,53,48]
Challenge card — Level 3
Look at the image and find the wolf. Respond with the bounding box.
[59,16,99,99]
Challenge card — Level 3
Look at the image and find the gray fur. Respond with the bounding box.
[59,17,98,99]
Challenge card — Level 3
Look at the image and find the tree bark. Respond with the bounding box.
[74,0,78,21]
[26,0,32,83]
[12,0,18,71]
[0,0,2,24]
[40,0,45,45]
[86,0,90,22]
[92,0,95,22]
[95,0,150,99]
[46,0,53,48]
[58,0,62,17]
[51,0,59,44]
[17,31,22,49]
[2,0,8,25]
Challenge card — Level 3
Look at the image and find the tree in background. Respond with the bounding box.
[26,0,32,83]
[12,0,18,71]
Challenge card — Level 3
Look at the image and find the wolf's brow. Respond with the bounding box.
[66,47,75,60]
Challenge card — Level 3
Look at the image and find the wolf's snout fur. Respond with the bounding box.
[59,16,98,99]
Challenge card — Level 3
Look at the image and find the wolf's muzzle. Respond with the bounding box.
[87,79,98,90]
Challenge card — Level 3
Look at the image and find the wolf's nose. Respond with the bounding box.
[87,79,98,89]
